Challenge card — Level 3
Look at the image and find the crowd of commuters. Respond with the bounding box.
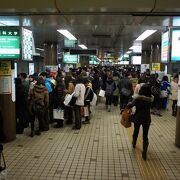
[13,66,179,160]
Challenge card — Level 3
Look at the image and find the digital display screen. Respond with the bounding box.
[0,28,20,59]
[171,29,180,61]
[132,56,141,65]
[161,31,169,62]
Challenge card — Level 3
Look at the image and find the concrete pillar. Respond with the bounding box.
[44,42,58,65]
[175,75,180,148]
[142,50,151,64]
[0,61,16,142]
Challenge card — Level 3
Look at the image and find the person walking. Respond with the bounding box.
[171,75,178,116]
[127,84,154,160]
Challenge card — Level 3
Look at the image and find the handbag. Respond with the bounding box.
[53,109,64,120]
[120,108,132,128]
[99,90,105,97]
[91,93,97,106]
[160,90,168,98]
[0,144,7,180]
[64,93,77,106]
[68,96,77,107]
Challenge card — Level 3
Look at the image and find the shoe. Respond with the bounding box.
[132,139,136,148]
[83,120,90,124]
[29,131,34,137]
[35,131,41,136]
[66,120,73,125]
[72,126,80,130]
[142,151,147,160]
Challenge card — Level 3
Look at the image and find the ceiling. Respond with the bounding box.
[0,0,179,57]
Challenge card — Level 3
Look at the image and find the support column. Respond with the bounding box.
[80,56,89,67]
[150,43,164,71]
[0,61,16,142]
[44,42,58,65]
[175,75,180,148]
[142,50,151,64]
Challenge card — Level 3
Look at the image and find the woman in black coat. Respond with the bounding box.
[127,84,154,160]
[53,76,65,128]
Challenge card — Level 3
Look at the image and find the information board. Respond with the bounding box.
[161,31,169,62]
[152,63,160,71]
[0,28,20,59]
[0,61,11,75]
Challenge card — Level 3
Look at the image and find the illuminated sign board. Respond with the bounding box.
[0,28,20,59]
[22,28,35,61]
[171,29,180,61]
[161,31,169,62]
[63,53,79,63]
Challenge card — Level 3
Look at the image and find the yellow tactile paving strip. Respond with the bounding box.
[127,126,168,180]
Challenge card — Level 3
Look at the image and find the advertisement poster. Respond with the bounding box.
[161,31,169,62]
[152,63,160,71]
[141,64,150,73]
[0,61,11,75]
[171,30,180,61]
[0,76,11,94]
[29,63,34,75]
[178,75,180,107]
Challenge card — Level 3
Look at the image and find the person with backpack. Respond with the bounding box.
[112,71,120,106]
[29,77,49,137]
[105,73,116,112]
[119,72,133,111]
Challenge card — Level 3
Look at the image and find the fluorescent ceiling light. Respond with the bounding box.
[57,29,77,40]
[126,51,132,54]
[36,48,44,51]
[78,44,88,49]
[136,30,157,41]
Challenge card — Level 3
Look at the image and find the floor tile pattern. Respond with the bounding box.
[2,102,180,180]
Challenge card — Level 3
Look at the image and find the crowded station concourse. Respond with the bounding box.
[0,0,180,179]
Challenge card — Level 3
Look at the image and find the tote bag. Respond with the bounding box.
[53,109,64,120]
[64,93,75,106]
[91,93,97,106]
[120,108,132,128]
[99,90,105,97]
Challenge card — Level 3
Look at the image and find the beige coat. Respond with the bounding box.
[171,81,178,100]
[74,83,86,106]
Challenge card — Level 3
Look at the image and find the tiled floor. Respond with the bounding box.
[2,102,180,180]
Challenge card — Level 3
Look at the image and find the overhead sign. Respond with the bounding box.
[171,29,180,61]
[0,28,20,59]
[89,56,98,65]
[0,61,11,75]
[70,49,97,55]
[64,54,79,64]
[152,63,160,71]
[64,39,77,48]
[161,31,169,62]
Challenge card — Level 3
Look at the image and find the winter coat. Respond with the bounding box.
[105,79,116,96]
[45,78,53,93]
[113,76,120,96]
[74,83,86,106]
[171,81,178,100]
[127,95,154,125]
[92,73,100,91]
[161,81,171,94]
[54,83,65,109]
[119,77,133,97]
[29,84,49,112]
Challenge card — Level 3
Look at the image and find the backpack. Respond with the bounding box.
[105,82,114,96]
